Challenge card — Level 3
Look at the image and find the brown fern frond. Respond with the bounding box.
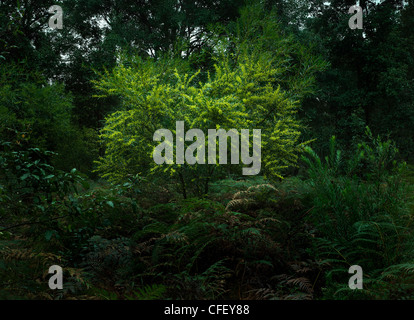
[1,247,61,266]
[164,231,189,244]
[286,277,313,294]
[232,190,251,199]
[226,183,278,212]
[246,184,277,192]
[225,198,254,211]
[245,287,278,300]
[282,292,313,300]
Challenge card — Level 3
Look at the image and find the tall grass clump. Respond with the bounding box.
[302,128,414,299]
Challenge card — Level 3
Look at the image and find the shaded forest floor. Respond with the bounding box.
[1,163,414,300]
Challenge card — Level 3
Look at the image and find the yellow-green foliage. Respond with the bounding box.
[93,52,305,183]
[92,9,326,191]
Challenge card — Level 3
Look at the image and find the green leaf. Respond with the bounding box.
[45,230,56,241]
[20,173,30,180]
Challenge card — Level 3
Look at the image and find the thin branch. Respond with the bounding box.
[0,214,70,232]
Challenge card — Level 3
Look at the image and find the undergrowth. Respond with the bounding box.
[1,131,413,300]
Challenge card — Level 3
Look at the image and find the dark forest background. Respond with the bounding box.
[1,0,414,300]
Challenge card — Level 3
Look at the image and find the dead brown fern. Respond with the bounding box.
[244,287,279,300]
[226,184,278,212]
[1,247,61,266]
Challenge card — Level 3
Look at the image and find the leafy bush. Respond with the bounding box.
[0,139,86,217]
[93,6,327,197]
[0,62,99,173]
